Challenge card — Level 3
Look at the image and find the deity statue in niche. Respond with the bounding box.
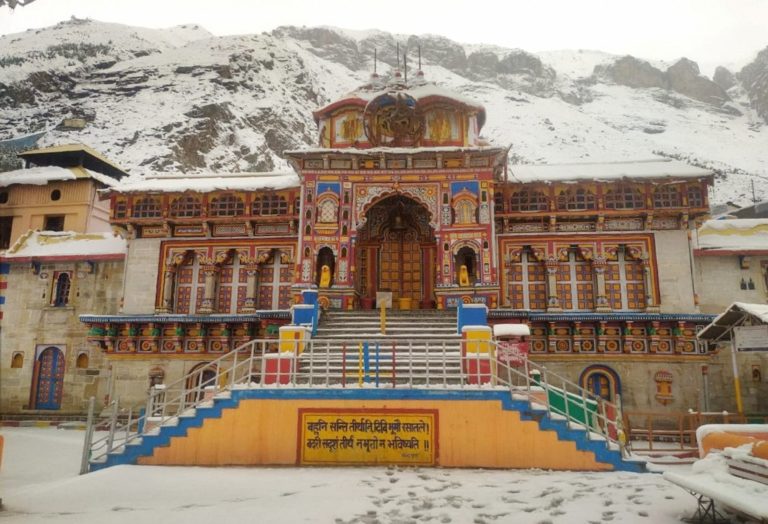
[459,264,470,286]
[319,265,332,288]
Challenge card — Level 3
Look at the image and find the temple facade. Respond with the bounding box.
[9,69,761,417]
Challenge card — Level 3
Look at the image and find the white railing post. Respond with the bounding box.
[106,398,119,455]
[563,378,570,423]
[79,396,96,475]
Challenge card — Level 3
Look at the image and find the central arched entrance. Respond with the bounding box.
[356,195,436,307]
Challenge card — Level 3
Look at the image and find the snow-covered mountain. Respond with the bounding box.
[1,18,767,204]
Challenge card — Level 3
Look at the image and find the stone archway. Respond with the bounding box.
[356,195,436,307]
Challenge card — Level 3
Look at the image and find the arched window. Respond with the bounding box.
[76,352,89,369]
[11,352,24,368]
[510,190,548,212]
[557,188,595,211]
[132,197,162,218]
[209,194,244,217]
[252,194,287,215]
[170,195,202,218]
[653,185,681,208]
[453,198,477,224]
[687,185,704,208]
[52,272,72,307]
[316,197,339,223]
[455,246,478,285]
[604,185,644,209]
[579,365,621,401]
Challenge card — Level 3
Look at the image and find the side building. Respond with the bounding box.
[0,145,127,416]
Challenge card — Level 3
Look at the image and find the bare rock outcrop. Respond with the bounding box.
[713,66,737,90]
[666,58,729,105]
[739,46,768,123]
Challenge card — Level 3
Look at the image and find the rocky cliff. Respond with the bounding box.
[0,19,766,204]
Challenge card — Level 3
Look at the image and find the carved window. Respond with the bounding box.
[605,247,646,310]
[217,254,249,314]
[557,189,595,211]
[506,248,547,310]
[493,192,504,213]
[174,255,205,314]
[604,185,644,210]
[170,195,202,218]
[653,185,682,208]
[132,197,162,218]
[316,197,339,224]
[556,250,594,310]
[51,271,72,307]
[454,198,477,224]
[252,194,287,215]
[210,194,244,217]
[114,199,127,218]
[687,185,704,208]
[510,190,548,212]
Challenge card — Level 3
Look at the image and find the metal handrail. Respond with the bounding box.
[84,336,627,470]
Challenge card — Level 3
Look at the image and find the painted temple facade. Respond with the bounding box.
[10,69,764,417]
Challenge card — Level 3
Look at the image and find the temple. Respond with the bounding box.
[8,62,766,436]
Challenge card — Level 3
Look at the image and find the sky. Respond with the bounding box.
[0,0,767,75]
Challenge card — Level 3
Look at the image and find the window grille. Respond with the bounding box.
[170,196,202,218]
[210,194,244,217]
[510,190,548,212]
[132,197,162,218]
[252,194,287,215]
[653,186,682,208]
[557,189,595,211]
[605,186,644,209]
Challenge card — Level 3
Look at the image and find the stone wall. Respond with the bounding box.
[695,255,768,314]
[0,259,124,414]
[654,230,696,312]
[121,238,162,314]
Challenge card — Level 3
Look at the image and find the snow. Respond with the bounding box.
[2,231,126,259]
[664,448,768,521]
[109,172,300,194]
[0,166,116,188]
[493,324,531,337]
[0,426,700,524]
[1,20,767,205]
[508,158,711,184]
[696,219,768,251]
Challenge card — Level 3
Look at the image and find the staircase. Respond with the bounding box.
[301,309,463,385]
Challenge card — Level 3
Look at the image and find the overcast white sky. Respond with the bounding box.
[1,0,766,74]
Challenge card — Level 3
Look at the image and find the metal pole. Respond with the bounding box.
[79,396,96,475]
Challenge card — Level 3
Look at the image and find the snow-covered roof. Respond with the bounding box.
[2,231,126,260]
[697,219,768,252]
[0,166,117,188]
[508,159,712,184]
[316,81,485,115]
[285,145,504,156]
[107,172,300,194]
[493,324,531,337]
[698,302,768,342]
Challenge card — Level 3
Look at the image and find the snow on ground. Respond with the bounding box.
[0,427,698,523]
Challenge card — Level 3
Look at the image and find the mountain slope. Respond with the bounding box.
[0,19,766,205]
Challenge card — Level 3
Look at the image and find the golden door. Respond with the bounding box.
[379,229,422,302]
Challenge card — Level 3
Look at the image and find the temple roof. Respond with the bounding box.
[313,77,487,130]
[2,231,126,260]
[104,171,300,194]
[0,165,118,188]
[507,158,712,184]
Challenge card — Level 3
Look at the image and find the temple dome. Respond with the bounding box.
[313,75,487,149]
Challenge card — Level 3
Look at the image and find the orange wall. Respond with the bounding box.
[139,398,612,471]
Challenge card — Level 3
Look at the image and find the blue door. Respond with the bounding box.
[35,347,64,410]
